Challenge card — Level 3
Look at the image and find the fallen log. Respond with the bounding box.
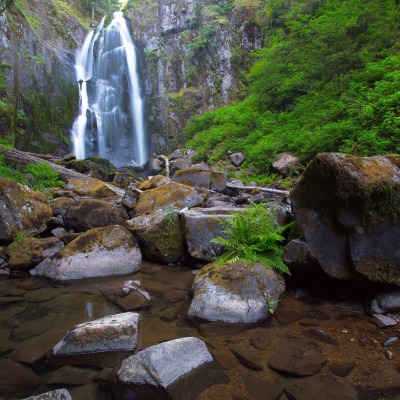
[0,146,125,196]
[226,182,290,196]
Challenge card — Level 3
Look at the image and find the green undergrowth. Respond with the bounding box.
[212,202,294,275]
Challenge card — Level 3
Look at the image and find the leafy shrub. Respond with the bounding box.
[212,203,292,275]
[26,162,64,190]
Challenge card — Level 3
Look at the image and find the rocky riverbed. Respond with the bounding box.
[0,262,399,400]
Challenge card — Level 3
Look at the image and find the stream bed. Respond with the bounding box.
[0,262,399,400]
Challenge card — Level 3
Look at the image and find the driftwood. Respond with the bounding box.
[156,155,170,178]
[226,182,290,196]
[0,146,125,196]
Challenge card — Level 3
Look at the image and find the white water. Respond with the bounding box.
[71,12,148,166]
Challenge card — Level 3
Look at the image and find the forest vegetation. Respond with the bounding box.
[186,0,400,181]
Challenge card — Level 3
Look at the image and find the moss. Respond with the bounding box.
[355,256,400,285]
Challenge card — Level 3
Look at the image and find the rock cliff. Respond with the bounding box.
[0,0,87,154]
[125,0,263,153]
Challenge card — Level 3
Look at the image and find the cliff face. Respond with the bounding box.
[0,0,87,154]
[126,0,263,154]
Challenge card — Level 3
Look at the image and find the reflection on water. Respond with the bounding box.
[85,301,94,321]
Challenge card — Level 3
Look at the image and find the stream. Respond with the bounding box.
[1,262,399,400]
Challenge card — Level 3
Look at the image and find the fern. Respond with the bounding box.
[212,203,293,275]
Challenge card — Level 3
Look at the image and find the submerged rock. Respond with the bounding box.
[31,225,141,280]
[53,312,140,356]
[117,337,213,387]
[188,262,285,323]
[0,177,52,243]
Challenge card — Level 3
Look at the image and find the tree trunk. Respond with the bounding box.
[226,182,290,196]
[0,146,125,196]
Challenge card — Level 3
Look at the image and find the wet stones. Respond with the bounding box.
[189,262,285,323]
[23,389,72,400]
[53,312,140,356]
[117,337,214,397]
[268,339,327,377]
[371,290,400,314]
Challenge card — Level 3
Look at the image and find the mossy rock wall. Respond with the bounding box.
[0,0,88,153]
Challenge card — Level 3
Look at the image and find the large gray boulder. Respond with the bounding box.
[371,290,400,314]
[117,337,212,387]
[53,312,140,356]
[291,153,400,284]
[181,207,235,261]
[188,262,285,323]
[30,225,141,280]
[0,177,52,243]
[271,153,301,177]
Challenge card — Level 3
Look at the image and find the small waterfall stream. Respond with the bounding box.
[71,12,148,167]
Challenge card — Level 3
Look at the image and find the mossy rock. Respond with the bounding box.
[66,177,115,199]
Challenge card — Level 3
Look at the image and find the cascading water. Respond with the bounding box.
[71,12,148,167]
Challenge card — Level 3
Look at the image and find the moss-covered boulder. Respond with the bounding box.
[66,177,115,199]
[30,225,141,281]
[0,177,52,243]
[127,208,184,264]
[138,175,170,191]
[135,182,203,215]
[188,262,285,323]
[50,196,77,219]
[65,198,129,232]
[7,237,64,271]
[63,157,116,181]
[172,167,211,189]
[291,153,400,284]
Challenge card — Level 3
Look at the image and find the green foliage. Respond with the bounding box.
[212,203,292,275]
[26,162,64,190]
[11,231,26,247]
[0,154,29,185]
[186,0,400,173]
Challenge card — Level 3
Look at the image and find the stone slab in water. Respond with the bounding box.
[53,312,140,356]
[117,337,213,388]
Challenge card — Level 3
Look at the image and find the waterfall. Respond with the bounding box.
[71,12,148,167]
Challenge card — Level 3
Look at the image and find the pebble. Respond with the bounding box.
[341,329,348,334]
[386,350,394,360]
[383,337,399,347]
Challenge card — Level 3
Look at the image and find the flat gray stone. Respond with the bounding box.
[372,313,398,328]
[371,290,400,314]
[118,337,213,388]
[53,312,140,356]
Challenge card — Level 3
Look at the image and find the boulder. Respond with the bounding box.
[30,225,141,281]
[121,185,140,212]
[64,198,129,232]
[172,166,211,189]
[117,337,213,388]
[127,208,184,264]
[229,152,245,167]
[0,359,40,398]
[170,156,194,175]
[188,262,285,323]
[53,312,140,356]
[210,170,228,192]
[291,153,400,283]
[138,175,170,191]
[147,157,164,175]
[66,177,115,198]
[371,290,400,314]
[283,239,320,273]
[271,153,301,177]
[181,207,235,261]
[50,196,77,219]
[135,182,203,215]
[7,237,64,270]
[0,177,52,243]
[23,389,72,400]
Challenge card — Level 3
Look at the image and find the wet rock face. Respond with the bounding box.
[188,262,285,323]
[30,225,142,280]
[291,153,400,284]
[53,312,140,356]
[127,0,263,153]
[0,177,52,243]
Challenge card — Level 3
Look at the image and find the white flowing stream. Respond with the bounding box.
[71,12,147,167]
